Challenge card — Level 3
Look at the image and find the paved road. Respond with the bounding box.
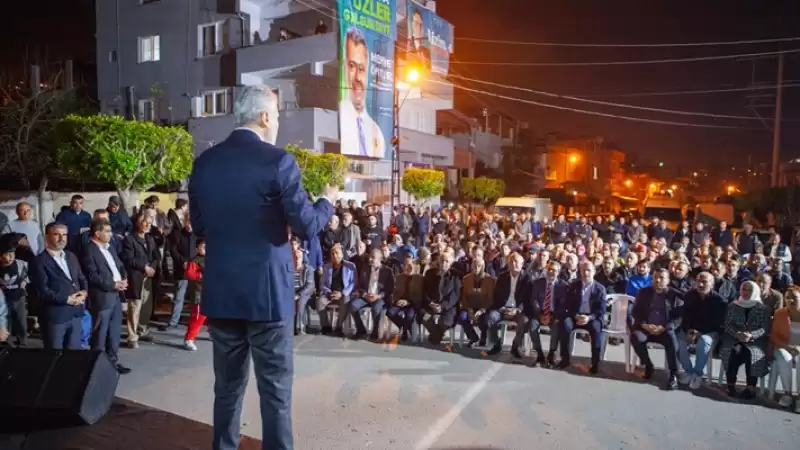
[116,327,798,450]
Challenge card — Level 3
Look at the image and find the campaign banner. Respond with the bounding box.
[406,1,454,75]
[338,0,397,160]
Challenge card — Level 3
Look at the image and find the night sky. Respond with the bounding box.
[438,0,800,172]
[2,0,799,174]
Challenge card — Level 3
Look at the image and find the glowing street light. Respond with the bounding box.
[649,183,657,189]
[671,184,678,190]
[572,190,578,196]
[405,67,421,84]
[727,185,736,194]
[624,179,632,187]
[569,155,578,163]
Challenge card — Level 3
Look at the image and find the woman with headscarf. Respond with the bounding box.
[720,280,772,399]
[770,286,800,411]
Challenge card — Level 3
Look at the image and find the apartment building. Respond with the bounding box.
[96,0,454,203]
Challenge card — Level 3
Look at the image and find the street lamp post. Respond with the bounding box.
[390,39,423,213]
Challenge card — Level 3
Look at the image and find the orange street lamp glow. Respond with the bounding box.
[727,185,736,193]
[569,155,578,163]
[624,179,632,187]
[406,67,421,84]
[572,190,578,196]
[671,184,678,190]
[649,183,657,189]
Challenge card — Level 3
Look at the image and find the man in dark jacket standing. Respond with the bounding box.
[189,85,336,450]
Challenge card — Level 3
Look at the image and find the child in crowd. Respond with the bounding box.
[0,239,29,346]
[183,238,206,351]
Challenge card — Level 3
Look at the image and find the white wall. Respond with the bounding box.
[0,191,180,230]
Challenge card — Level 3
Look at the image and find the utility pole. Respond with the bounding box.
[771,53,784,187]
[390,40,401,212]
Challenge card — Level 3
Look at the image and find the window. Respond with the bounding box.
[593,166,598,180]
[138,36,160,62]
[138,99,155,121]
[199,22,224,57]
[202,90,229,116]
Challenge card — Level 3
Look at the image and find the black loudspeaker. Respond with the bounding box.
[0,348,119,429]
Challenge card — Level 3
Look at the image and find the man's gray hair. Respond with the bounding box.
[345,27,367,48]
[234,85,278,126]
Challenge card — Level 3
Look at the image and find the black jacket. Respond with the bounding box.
[681,289,727,334]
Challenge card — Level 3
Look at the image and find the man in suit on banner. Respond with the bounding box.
[339,27,386,159]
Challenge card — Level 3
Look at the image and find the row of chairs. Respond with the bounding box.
[312,296,799,398]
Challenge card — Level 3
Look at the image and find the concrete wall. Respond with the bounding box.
[0,191,180,231]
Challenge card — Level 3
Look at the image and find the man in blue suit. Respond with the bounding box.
[189,85,336,450]
[557,260,607,374]
[34,222,88,349]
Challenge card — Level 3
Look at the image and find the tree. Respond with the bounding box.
[285,143,347,196]
[461,176,505,204]
[0,73,95,225]
[55,114,193,210]
[402,167,445,203]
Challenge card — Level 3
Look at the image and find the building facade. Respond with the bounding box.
[96,0,453,204]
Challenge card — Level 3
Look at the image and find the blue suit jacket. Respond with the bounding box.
[320,261,356,298]
[34,250,88,324]
[189,130,333,322]
[560,280,607,323]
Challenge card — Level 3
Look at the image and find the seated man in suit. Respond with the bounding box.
[557,260,607,373]
[420,249,461,345]
[485,252,532,356]
[34,222,88,350]
[83,218,130,374]
[293,247,316,335]
[630,268,683,390]
[526,260,567,366]
[387,255,423,341]
[460,248,496,347]
[347,248,394,340]
[317,244,356,335]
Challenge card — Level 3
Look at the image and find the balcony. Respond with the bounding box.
[225,32,336,84]
[399,128,454,166]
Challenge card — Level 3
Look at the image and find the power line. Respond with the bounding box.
[447,73,789,121]
[582,83,800,98]
[434,79,766,130]
[448,49,800,66]
[454,36,800,48]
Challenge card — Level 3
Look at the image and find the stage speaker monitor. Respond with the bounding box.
[0,348,120,428]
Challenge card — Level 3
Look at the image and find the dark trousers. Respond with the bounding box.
[631,329,679,373]
[6,298,28,345]
[726,346,757,387]
[91,301,122,363]
[208,319,293,450]
[387,305,419,339]
[559,317,604,366]
[529,318,560,356]
[483,310,506,348]
[44,316,83,350]
[347,297,386,336]
[456,310,481,343]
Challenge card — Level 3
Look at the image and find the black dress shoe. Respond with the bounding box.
[739,388,757,400]
[116,364,131,375]
[643,364,655,380]
[510,346,522,358]
[546,351,556,367]
[589,364,599,375]
[664,373,678,391]
[534,355,546,367]
[556,360,570,370]
[486,344,503,356]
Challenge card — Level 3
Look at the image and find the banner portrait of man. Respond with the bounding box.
[338,27,387,159]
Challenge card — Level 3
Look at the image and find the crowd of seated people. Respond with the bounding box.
[291,201,800,413]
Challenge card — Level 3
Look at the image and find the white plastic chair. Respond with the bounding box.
[767,353,800,399]
[600,294,634,372]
